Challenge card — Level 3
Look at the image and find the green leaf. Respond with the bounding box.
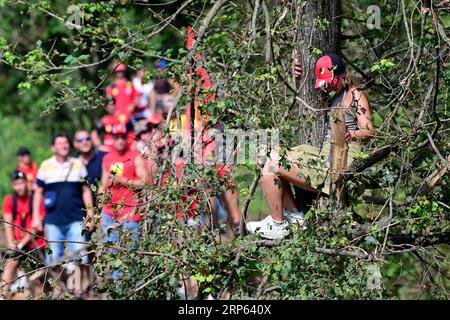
[18,82,31,90]
[365,235,380,245]
[371,59,396,73]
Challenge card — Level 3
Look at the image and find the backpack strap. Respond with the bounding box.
[26,191,34,229]
[29,191,34,215]
[12,192,33,229]
[12,192,17,221]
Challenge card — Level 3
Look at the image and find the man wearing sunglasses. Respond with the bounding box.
[73,129,107,294]
[73,129,107,197]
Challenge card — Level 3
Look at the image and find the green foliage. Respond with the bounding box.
[93,201,387,299]
[0,0,448,300]
[370,59,396,73]
[0,115,51,201]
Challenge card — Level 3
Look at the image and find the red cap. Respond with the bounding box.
[112,123,127,135]
[147,113,163,125]
[314,54,346,89]
[114,63,126,73]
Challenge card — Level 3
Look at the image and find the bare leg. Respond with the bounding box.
[283,181,298,211]
[263,150,318,191]
[80,264,92,296]
[66,263,82,295]
[261,151,318,221]
[260,165,286,222]
[277,165,318,193]
[222,188,240,225]
[209,196,219,227]
[30,278,43,299]
[1,259,19,299]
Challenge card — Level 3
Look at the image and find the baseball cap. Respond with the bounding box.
[113,63,126,73]
[314,53,346,89]
[11,169,26,181]
[16,147,31,156]
[111,123,127,135]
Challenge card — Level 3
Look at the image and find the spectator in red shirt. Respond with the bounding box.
[16,147,38,192]
[91,102,134,153]
[98,124,147,279]
[105,62,138,118]
[1,170,46,299]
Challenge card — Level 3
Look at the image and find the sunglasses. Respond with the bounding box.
[76,136,91,143]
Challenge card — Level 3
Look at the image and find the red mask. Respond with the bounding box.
[314,54,345,90]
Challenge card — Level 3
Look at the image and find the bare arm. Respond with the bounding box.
[31,186,44,232]
[3,213,16,250]
[18,232,32,249]
[97,168,109,195]
[82,184,94,215]
[91,130,102,149]
[82,184,95,230]
[347,88,374,142]
[135,155,148,182]
[149,89,157,114]
[113,157,147,189]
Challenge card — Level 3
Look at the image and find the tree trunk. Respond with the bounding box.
[329,107,348,209]
[294,0,343,211]
[296,0,341,146]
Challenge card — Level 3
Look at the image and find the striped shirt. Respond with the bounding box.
[36,156,88,225]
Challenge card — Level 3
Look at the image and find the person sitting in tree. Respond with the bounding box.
[246,51,374,240]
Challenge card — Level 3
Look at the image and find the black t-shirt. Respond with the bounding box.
[72,150,107,188]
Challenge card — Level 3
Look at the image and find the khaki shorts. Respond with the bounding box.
[287,142,361,195]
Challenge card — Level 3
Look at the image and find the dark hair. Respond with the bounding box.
[51,132,70,145]
[75,128,89,136]
[154,78,171,94]
[16,147,31,156]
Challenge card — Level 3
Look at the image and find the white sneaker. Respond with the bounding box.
[187,217,199,226]
[246,215,289,240]
[284,211,307,230]
[10,270,29,293]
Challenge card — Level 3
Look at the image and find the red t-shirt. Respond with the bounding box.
[2,194,46,249]
[106,79,137,118]
[102,149,141,221]
[17,161,38,185]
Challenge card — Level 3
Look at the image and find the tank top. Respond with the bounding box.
[323,89,359,146]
